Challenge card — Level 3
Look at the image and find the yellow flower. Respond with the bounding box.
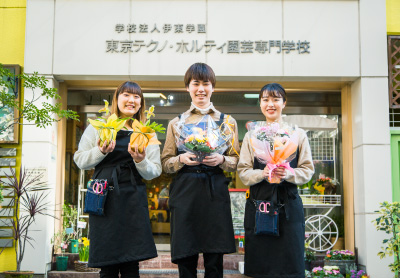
[82,237,90,247]
[88,113,127,146]
[145,105,155,119]
[314,183,325,195]
[98,100,110,115]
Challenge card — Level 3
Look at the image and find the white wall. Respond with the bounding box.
[351,0,391,276]
[25,0,360,80]
[20,78,59,274]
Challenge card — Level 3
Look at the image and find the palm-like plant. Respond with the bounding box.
[0,166,53,272]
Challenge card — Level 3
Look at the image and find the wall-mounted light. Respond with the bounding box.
[143,93,161,98]
[160,100,165,106]
[244,94,259,99]
[168,95,174,101]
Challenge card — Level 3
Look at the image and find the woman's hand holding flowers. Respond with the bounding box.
[128,143,146,163]
[179,152,200,166]
[273,166,287,179]
[202,153,225,166]
[98,139,116,154]
[263,165,286,180]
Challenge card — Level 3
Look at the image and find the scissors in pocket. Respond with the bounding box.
[92,180,107,194]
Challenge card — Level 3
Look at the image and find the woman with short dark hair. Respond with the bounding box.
[237,83,314,278]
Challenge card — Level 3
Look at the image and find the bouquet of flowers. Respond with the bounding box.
[325,250,355,261]
[129,105,165,153]
[88,100,128,146]
[311,266,343,278]
[174,114,234,162]
[247,121,299,183]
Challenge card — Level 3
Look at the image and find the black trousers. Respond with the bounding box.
[176,253,223,278]
[100,261,140,278]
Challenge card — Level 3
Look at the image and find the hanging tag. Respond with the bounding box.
[77,221,87,229]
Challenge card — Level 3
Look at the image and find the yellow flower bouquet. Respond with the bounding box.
[87,100,128,146]
[129,106,165,153]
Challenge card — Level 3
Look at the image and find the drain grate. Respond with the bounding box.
[139,269,240,274]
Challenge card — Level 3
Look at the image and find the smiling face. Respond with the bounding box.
[117,91,141,118]
[187,79,214,109]
[260,93,286,123]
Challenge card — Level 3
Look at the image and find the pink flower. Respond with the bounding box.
[333,270,340,274]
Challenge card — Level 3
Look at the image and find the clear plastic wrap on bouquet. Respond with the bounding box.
[247,121,299,183]
[174,114,233,162]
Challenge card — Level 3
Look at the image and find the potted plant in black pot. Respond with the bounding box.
[1,166,53,278]
[305,241,316,271]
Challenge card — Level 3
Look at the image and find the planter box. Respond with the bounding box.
[324,259,356,275]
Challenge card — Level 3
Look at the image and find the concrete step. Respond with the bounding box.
[52,253,244,271]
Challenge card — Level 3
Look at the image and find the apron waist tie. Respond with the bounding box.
[180,168,222,201]
[278,186,297,220]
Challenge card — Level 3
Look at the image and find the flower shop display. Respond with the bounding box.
[174,114,235,162]
[62,203,79,253]
[247,121,299,183]
[324,250,356,275]
[129,105,165,153]
[311,266,344,278]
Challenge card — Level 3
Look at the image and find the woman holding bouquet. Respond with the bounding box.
[237,83,314,278]
[161,63,240,278]
[74,81,161,278]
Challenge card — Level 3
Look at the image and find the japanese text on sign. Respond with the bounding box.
[106,24,311,54]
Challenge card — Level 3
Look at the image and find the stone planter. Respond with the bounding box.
[324,259,356,275]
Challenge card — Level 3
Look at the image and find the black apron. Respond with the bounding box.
[169,113,236,263]
[88,130,157,268]
[244,153,305,278]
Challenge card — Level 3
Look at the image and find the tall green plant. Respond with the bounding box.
[0,64,79,136]
[373,201,400,277]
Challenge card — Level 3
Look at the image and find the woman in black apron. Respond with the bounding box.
[161,63,240,278]
[74,81,161,278]
[237,83,314,278]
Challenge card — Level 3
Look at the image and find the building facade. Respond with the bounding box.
[0,0,393,277]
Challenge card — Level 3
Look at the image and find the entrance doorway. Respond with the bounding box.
[64,88,342,252]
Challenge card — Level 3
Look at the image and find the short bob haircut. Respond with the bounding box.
[258,83,287,103]
[184,63,216,88]
[110,81,145,126]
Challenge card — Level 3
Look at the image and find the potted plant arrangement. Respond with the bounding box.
[1,167,53,278]
[324,250,356,275]
[62,202,78,253]
[74,237,98,272]
[305,241,316,271]
[51,229,70,271]
[310,266,344,277]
